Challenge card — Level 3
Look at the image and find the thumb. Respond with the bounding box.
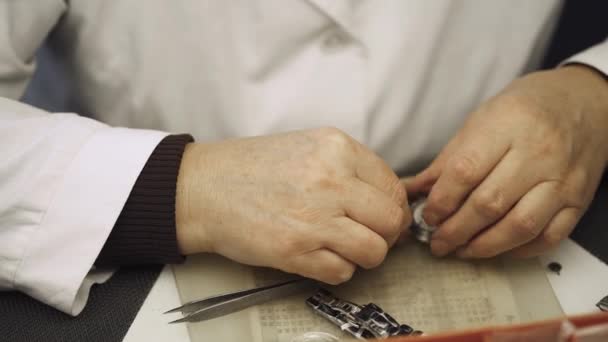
[404,132,465,196]
[401,165,439,198]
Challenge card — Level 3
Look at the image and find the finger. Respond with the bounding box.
[402,176,433,201]
[404,168,440,196]
[394,209,412,248]
[343,178,410,244]
[423,131,510,227]
[396,221,412,246]
[396,182,415,245]
[400,177,415,188]
[430,151,534,256]
[405,134,464,195]
[286,249,356,285]
[456,181,563,258]
[322,217,389,269]
[354,144,406,206]
[397,190,414,245]
[508,207,581,258]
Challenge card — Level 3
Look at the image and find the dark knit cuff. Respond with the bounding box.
[95,134,194,266]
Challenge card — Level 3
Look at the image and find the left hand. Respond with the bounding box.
[406,65,608,258]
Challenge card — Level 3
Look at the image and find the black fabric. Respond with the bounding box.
[0,265,162,342]
[540,0,608,70]
[571,173,608,263]
[95,134,192,267]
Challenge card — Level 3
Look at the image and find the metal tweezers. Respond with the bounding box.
[165,278,319,324]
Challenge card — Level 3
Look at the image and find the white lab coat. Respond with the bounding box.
[1,0,607,315]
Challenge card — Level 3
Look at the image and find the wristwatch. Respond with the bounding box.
[409,198,438,244]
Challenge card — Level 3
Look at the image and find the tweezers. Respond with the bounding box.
[165,278,319,324]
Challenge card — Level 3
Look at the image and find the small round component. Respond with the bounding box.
[409,198,438,244]
[290,332,340,342]
[547,261,562,275]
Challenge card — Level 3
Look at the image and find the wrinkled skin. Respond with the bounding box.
[406,66,608,259]
[174,65,608,285]
[175,128,411,284]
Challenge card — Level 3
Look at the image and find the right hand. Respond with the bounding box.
[175,128,410,285]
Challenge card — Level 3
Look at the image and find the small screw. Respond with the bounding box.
[547,262,562,275]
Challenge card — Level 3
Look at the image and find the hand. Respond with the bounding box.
[407,65,608,258]
[175,128,411,284]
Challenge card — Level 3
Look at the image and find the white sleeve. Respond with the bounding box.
[0,1,168,315]
[562,39,608,76]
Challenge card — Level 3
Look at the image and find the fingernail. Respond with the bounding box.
[424,212,440,226]
[457,247,474,259]
[430,240,450,257]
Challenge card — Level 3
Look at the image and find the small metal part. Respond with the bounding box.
[597,295,608,312]
[547,262,562,275]
[306,289,421,339]
[409,198,438,244]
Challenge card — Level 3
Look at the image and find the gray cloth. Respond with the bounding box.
[0,265,162,342]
